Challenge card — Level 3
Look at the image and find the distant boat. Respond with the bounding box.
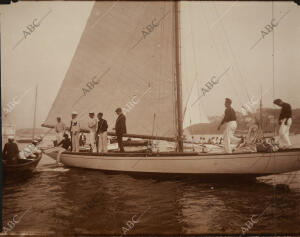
[42,1,300,176]
[3,154,42,179]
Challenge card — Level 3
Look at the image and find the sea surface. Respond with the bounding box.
[2,135,300,235]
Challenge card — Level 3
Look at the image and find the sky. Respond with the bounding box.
[1,1,300,129]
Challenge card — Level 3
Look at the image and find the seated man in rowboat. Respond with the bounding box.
[2,136,20,164]
[19,139,42,159]
[217,98,241,153]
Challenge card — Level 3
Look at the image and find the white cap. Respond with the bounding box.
[72,111,78,115]
[8,135,14,140]
[89,112,94,114]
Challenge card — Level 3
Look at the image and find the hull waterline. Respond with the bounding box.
[44,149,300,176]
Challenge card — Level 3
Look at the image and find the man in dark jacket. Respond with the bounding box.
[3,136,19,164]
[115,108,127,152]
[273,99,292,148]
[57,133,72,150]
[96,112,108,152]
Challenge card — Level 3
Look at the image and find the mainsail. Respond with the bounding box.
[43,1,177,138]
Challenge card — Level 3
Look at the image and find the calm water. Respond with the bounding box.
[2,136,300,235]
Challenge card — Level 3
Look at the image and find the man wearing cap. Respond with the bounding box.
[55,117,66,144]
[70,111,80,152]
[88,112,97,152]
[3,136,20,164]
[273,99,292,149]
[218,98,241,153]
[115,108,127,152]
[96,112,108,152]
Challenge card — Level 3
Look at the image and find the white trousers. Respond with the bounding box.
[98,132,108,152]
[279,118,292,148]
[223,121,240,153]
[55,147,66,164]
[89,131,97,152]
[71,133,79,152]
[56,132,64,143]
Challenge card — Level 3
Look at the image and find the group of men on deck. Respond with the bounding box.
[218,98,293,153]
[53,97,293,154]
[54,107,127,153]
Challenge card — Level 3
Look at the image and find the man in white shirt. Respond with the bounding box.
[55,117,66,144]
[88,112,97,152]
[20,140,41,159]
[70,111,80,152]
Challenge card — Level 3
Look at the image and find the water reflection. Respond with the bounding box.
[2,155,300,235]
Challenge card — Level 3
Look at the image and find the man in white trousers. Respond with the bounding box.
[96,112,108,152]
[88,112,97,152]
[55,117,66,144]
[273,99,292,149]
[70,111,80,152]
[218,98,241,153]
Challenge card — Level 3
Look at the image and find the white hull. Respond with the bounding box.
[44,149,300,175]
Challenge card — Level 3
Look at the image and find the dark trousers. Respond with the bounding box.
[117,134,124,152]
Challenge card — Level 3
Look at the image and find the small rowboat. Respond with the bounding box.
[3,153,42,179]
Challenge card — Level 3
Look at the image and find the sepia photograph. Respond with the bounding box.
[1,0,300,236]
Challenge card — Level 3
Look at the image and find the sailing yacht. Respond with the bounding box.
[42,1,300,175]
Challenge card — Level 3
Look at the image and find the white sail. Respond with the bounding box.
[43,1,177,138]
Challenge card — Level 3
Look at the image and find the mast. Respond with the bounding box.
[174,0,184,152]
[32,84,38,140]
[259,85,262,131]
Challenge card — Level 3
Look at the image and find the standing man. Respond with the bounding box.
[70,111,80,152]
[2,136,19,164]
[88,112,97,152]
[273,99,292,149]
[218,98,241,153]
[55,117,66,144]
[96,112,108,152]
[115,108,127,152]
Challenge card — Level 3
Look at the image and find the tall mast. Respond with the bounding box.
[32,84,38,140]
[259,85,262,131]
[174,1,183,152]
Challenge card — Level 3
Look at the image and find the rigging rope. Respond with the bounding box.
[200,3,244,109]
[212,2,251,102]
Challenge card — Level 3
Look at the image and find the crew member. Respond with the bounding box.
[79,133,86,146]
[70,111,80,152]
[54,134,71,165]
[23,139,42,158]
[273,99,292,149]
[218,98,241,153]
[88,112,97,152]
[115,108,127,152]
[96,112,108,152]
[55,117,66,144]
[2,136,19,164]
[57,133,72,150]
